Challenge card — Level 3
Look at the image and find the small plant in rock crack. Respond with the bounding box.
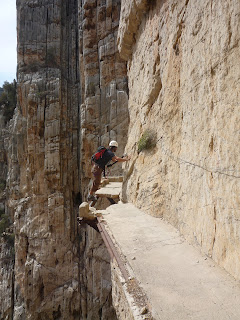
[137,129,156,154]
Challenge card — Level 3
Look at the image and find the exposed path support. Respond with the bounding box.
[97,217,129,282]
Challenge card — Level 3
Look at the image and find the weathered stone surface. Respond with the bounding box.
[0,239,14,320]
[95,181,122,199]
[79,225,117,320]
[12,1,81,318]
[120,0,240,280]
[111,262,152,320]
[79,201,96,220]
[79,0,129,196]
[0,111,15,320]
[103,202,240,320]
[4,0,240,318]
[3,0,127,319]
[117,0,149,61]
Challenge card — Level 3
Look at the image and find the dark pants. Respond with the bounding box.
[90,163,103,193]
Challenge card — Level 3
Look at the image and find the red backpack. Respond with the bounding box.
[91,146,107,163]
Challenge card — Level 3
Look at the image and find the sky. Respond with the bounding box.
[0,0,17,87]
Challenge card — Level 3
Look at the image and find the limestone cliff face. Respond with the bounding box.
[6,0,240,318]
[0,113,14,320]
[8,0,127,319]
[79,225,117,320]
[0,112,8,216]
[79,0,128,195]
[0,238,14,320]
[120,0,240,280]
[14,0,81,318]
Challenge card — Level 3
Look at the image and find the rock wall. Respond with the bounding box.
[119,0,240,280]
[7,0,240,318]
[6,0,128,319]
[0,113,14,320]
[79,0,129,195]
[79,225,117,320]
[0,237,14,320]
[0,112,7,205]
[14,0,82,318]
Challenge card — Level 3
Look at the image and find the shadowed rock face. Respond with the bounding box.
[0,113,15,320]
[8,0,126,319]
[119,0,240,280]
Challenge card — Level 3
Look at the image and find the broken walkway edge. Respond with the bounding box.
[97,217,129,281]
[100,202,240,320]
[77,202,154,319]
[97,216,154,320]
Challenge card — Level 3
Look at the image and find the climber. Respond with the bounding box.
[87,140,130,202]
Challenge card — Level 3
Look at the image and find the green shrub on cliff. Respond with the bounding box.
[137,129,156,153]
[0,80,17,122]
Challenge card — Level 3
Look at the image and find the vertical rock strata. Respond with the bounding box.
[9,0,240,317]
[0,114,14,320]
[79,0,128,194]
[119,0,240,280]
[79,225,117,320]
[10,0,127,319]
[0,239,14,320]
[15,0,82,318]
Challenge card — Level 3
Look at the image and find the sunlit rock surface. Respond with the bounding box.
[9,0,125,318]
[120,0,240,280]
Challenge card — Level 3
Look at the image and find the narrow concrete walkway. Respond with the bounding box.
[100,203,240,320]
[95,176,123,200]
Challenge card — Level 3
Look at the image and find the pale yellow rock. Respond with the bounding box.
[79,202,96,220]
[119,0,240,280]
[8,0,121,318]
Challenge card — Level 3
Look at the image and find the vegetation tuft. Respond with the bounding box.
[0,80,17,123]
[137,129,157,153]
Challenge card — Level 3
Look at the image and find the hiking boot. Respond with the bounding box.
[87,194,98,202]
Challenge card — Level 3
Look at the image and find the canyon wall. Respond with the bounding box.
[119,0,240,280]
[7,0,127,318]
[78,225,117,320]
[2,0,240,318]
[0,114,14,320]
[79,0,129,195]
[14,0,81,317]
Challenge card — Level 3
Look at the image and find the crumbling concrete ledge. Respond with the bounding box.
[100,202,240,320]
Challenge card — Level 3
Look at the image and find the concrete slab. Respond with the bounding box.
[102,203,240,320]
[96,181,122,199]
[107,176,123,182]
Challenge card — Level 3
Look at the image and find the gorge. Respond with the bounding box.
[0,0,240,319]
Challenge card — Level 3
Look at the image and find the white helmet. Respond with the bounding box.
[109,140,118,148]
